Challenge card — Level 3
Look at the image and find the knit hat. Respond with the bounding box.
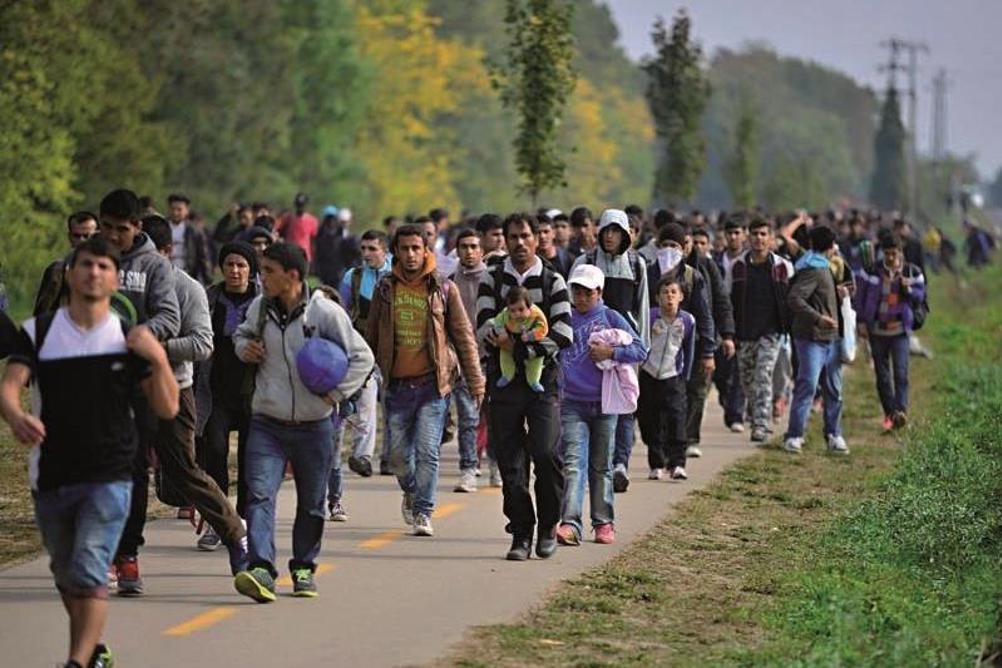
[218,241,259,276]
[246,226,273,243]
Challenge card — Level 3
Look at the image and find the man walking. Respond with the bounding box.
[166,193,212,284]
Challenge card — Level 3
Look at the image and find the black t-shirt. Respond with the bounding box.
[0,310,17,359]
[10,310,151,491]
[743,260,781,339]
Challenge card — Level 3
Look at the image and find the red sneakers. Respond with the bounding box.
[594,523,615,545]
[114,556,144,596]
[556,524,580,546]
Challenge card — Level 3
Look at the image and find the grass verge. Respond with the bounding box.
[443,264,1002,667]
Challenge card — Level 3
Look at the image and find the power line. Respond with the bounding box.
[878,38,928,216]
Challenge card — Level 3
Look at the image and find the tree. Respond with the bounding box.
[989,166,1002,209]
[724,95,760,208]
[489,0,577,205]
[870,87,907,211]
[643,10,711,206]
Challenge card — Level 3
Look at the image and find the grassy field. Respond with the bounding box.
[443,264,1002,667]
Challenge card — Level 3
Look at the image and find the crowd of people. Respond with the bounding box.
[0,188,996,668]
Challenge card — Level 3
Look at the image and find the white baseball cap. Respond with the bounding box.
[568,264,605,291]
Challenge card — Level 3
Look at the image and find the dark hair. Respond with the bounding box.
[456,228,480,245]
[553,212,570,223]
[360,229,388,248]
[167,193,191,206]
[748,216,771,232]
[99,189,141,221]
[251,201,270,212]
[537,216,554,229]
[393,223,426,249]
[382,215,400,229]
[653,209,676,230]
[475,213,503,234]
[69,236,121,270]
[254,215,275,232]
[263,242,308,281]
[691,227,711,239]
[429,208,449,223]
[570,207,593,228]
[67,210,98,231]
[502,212,538,238]
[504,286,532,309]
[141,215,172,251]
[655,275,686,298]
[624,204,643,218]
[138,195,155,210]
[808,225,836,253]
[878,231,902,250]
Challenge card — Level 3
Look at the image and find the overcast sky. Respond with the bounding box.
[605,0,1002,180]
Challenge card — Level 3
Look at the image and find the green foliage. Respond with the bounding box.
[724,95,760,208]
[643,10,711,206]
[870,87,908,211]
[490,0,578,205]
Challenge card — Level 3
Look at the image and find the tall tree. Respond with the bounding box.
[643,10,711,206]
[490,0,577,205]
[870,87,907,211]
[724,95,760,208]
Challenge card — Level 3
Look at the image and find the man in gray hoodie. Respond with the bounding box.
[98,189,181,596]
[233,243,373,602]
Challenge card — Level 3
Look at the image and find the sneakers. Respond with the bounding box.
[536,527,557,558]
[506,535,532,561]
[291,567,318,598]
[783,437,804,454]
[379,459,392,476]
[882,416,895,431]
[750,427,768,443]
[106,563,118,590]
[686,445,702,458]
[488,460,503,488]
[555,523,580,546]
[826,434,849,455]
[728,422,745,433]
[234,567,277,603]
[196,527,222,552]
[89,643,115,668]
[892,411,908,430]
[648,468,663,481]
[670,466,688,481]
[495,376,512,389]
[413,513,434,537]
[347,455,373,478]
[529,382,545,393]
[114,556,143,597]
[328,501,349,522]
[613,464,630,493]
[454,468,478,493]
[401,492,415,526]
[594,523,615,544]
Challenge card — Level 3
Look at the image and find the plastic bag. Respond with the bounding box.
[840,295,857,363]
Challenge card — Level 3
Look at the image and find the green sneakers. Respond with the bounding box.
[291,568,318,598]
[234,567,277,603]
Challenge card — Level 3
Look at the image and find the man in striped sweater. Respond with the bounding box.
[476,213,574,561]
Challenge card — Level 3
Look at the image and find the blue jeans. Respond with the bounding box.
[870,333,910,417]
[453,379,480,472]
[34,481,132,598]
[326,414,344,505]
[245,416,334,576]
[612,413,636,471]
[559,400,616,536]
[385,380,451,517]
[786,338,843,439]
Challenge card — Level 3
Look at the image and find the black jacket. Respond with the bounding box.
[730,251,794,341]
[688,251,734,340]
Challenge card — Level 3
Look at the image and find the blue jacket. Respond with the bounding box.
[561,301,648,404]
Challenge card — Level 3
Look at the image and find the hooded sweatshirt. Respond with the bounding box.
[118,232,181,341]
[165,265,213,389]
[451,260,487,358]
[561,301,648,404]
[391,252,437,379]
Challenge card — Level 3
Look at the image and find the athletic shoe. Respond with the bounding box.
[114,556,143,597]
[328,501,349,522]
[783,437,804,454]
[686,445,703,458]
[401,492,415,526]
[489,461,503,488]
[892,411,908,430]
[234,567,276,603]
[529,382,545,393]
[648,468,663,481]
[728,422,745,433]
[89,643,115,668]
[613,464,630,493]
[670,466,688,481]
[291,568,318,598]
[826,434,849,455]
[495,376,511,389]
[475,467,483,477]
[594,523,615,544]
[347,455,372,477]
[882,416,895,431]
[379,459,392,476]
[454,468,478,493]
[750,427,768,443]
[196,527,222,552]
[506,535,531,561]
[535,527,557,558]
[176,506,194,520]
[555,523,580,546]
[106,563,118,590]
[413,513,434,536]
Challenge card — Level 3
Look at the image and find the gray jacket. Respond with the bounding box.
[787,265,838,342]
[118,232,181,341]
[165,266,213,390]
[234,289,374,422]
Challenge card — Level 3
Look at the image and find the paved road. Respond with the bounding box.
[0,400,751,667]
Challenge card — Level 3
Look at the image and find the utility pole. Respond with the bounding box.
[879,38,928,217]
[930,68,948,161]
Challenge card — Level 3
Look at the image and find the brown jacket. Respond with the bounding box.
[367,263,485,398]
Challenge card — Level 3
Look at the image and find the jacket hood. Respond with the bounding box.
[122,232,157,261]
[392,249,437,286]
[795,250,831,271]
[597,209,632,256]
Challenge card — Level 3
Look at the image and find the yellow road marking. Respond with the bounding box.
[276,562,335,587]
[360,530,401,549]
[163,607,237,637]
[432,502,464,519]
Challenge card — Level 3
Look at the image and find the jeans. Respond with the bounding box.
[453,379,480,472]
[637,371,688,469]
[559,400,616,536]
[344,371,379,460]
[245,416,334,576]
[326,416,344,505]
[385,379,451,517]
[870,333,910,416]
[611,414,636,471]
[785,338,843,439]
[34,481,132,598]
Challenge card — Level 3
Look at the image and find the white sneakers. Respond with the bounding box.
[685,445,702,458]
[454,469,478,493]
[413,513,434,536]
[669,466,688,480]
[782,437,804,453]
[826,434,849,455]
[648,468,663,480]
